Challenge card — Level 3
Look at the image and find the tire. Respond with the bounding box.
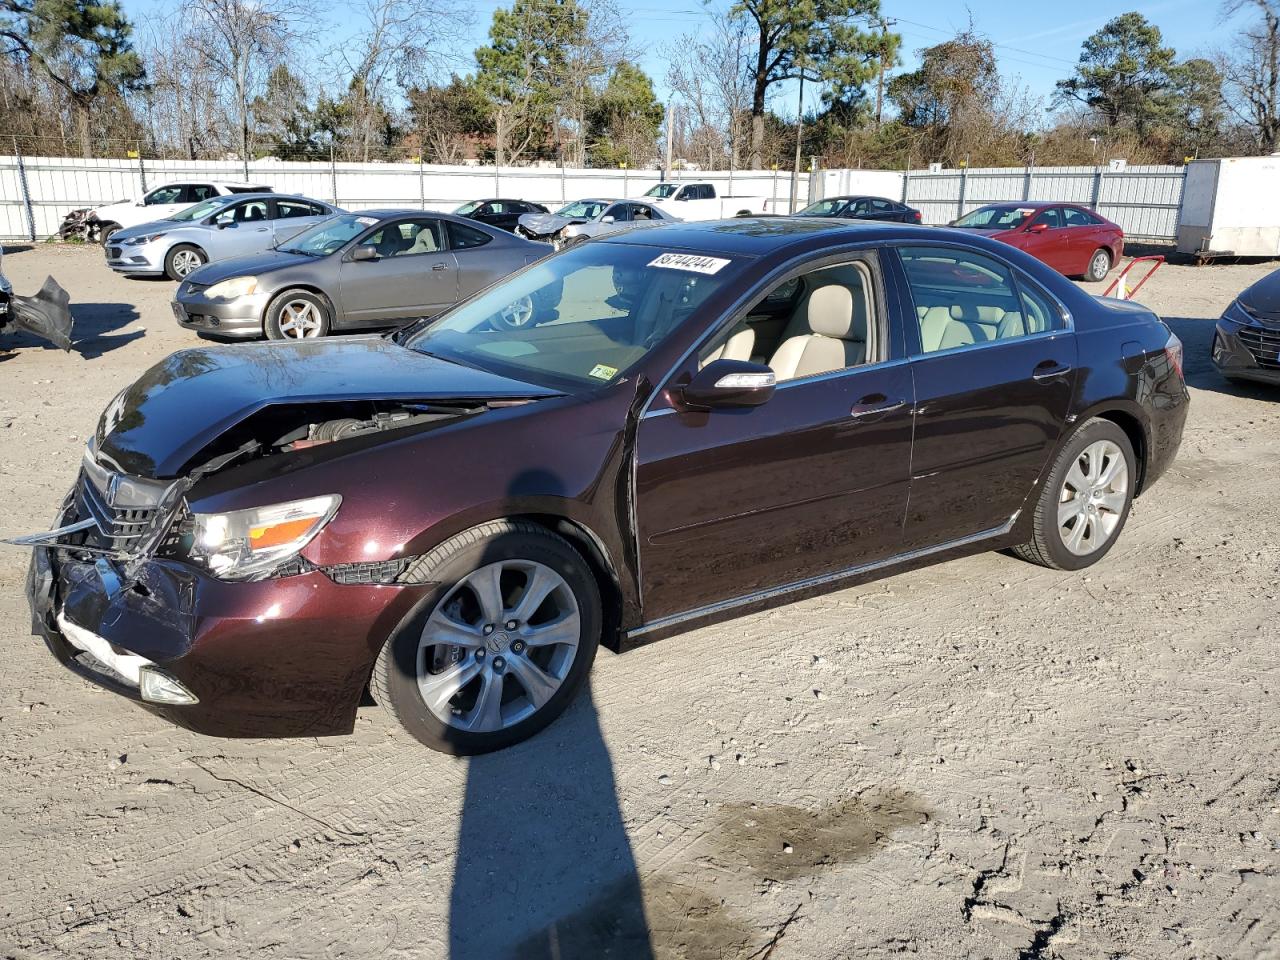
[1084,248,1112,282]
[370,520,601,755]
[265,289,332,340]
[98,223,121,246]
[1013,418,1136,571]
[164,244,207,281]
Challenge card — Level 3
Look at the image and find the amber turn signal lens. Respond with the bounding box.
[249,517,321,550]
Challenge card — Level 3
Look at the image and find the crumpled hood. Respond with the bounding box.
[91,198,140,218]
[96,337,559,478]
[518,212,584,235]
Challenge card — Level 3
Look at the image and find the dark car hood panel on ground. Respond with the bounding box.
[97,337,559,478]
[186,249,316,286]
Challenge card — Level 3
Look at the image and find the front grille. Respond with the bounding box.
[1238,324,1280,369]
[107,246,121,259]
[75,475,160,550]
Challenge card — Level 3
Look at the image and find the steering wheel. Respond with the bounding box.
[494,295,535,331]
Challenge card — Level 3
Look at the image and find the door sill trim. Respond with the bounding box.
[626,517,1017,641]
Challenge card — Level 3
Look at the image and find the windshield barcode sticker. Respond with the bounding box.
[648,253,731,275]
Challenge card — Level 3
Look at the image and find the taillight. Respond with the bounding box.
[913,210,922,223]
[1164,331,1184,378]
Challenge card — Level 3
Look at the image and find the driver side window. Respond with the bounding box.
[145,185,185,205]
[699,261,878,383]
[365,219,444,257]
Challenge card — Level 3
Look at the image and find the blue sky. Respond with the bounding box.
[125,0,1248,118]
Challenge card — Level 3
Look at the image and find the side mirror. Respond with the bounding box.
[601,215,615,224]
[215,219,233,229]
[352,245,379,262]
[681,359,776,410]
[1029,222,1049,233]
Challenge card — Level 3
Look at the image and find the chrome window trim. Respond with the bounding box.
[626,515,1017,640]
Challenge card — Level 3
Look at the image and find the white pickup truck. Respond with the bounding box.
[638,182,772,220]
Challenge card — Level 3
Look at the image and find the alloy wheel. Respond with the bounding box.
[1090,251,1109,279]
[1057,439,1129,556]
[416,560,581,733]
[278,300,324,338]
[499,295,534,328]
[172,250,203,278]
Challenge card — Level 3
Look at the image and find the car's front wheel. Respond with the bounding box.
[371,520,601,754]
[1014,418,1136,570]
[165,244,207,281]
[265,289,332,339]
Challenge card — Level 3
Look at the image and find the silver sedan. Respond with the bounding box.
[106,194,342,280]
[171,209,551,340]
[558,200,680,248]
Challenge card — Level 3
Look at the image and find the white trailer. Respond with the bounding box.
[1177,155,1280,260]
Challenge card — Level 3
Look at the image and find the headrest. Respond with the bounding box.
[806,284,859,340]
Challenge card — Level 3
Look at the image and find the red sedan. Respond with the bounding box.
[949,203,1124,282]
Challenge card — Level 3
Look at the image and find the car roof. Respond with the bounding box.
[978,201,1084,210]
[599,217,951,256]
[816,195,897,203]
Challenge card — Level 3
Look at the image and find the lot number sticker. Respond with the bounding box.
[648,253,732,275]
[588,363,619,380]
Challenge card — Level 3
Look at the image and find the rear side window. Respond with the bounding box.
[898,245,1063,354]
[1063,207,1103,227]
[188,184,217,202]
[275,200,325,219]
[448,221,492,249]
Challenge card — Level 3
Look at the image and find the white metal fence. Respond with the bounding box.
[894,164,1187,241]
[0,152,1189,242]
[0,154,809,241]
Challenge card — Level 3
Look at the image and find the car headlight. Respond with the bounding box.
[204,276,260,299]
[125,232,167,245]
[190,495,340,580]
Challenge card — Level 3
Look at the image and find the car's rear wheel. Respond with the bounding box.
[1084,248,1112,282]
[165,244,207,281]
[265,289,332,339]
[370,520,601,755]
[1014,418,1135,570]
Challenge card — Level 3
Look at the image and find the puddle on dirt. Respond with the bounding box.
[512,873,755,960]
[710,787,931,882]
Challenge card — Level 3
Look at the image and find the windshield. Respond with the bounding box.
[953,206,1034,230]
[796,198,852,217]
[453,200,482,215]
[167,198,232,222]
[555,200,608,219]
[406,243,741,391]
[644,184,679,199]
[276,213,371,255]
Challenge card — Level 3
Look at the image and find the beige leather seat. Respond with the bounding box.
[704,325,756,365]
[919,304,1026,351]
[407,228,439,254]
[768,285,867,381]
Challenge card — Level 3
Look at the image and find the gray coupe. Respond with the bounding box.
[172,209,551,339]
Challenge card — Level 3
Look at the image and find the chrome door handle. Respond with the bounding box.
[850,397,906,418]
[432,262,448,271]
[1032,361,1073,381]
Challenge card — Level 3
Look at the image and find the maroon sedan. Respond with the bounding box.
[14,219,1186,754]
[949,202,1124,282]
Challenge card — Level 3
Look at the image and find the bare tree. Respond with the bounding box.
[665,16,752,170]
[329,0,469,161]
[188,0,308,161]
[133,12,230,158]
[556,0,630,165]
[1220,0,1280,152]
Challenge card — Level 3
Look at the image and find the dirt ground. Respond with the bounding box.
[0,244,1278,960]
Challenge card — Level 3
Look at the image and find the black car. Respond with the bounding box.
[15,218,1188,754]
[453,198,550,233]
[1213,267,1280,386]
[796,195,923,224]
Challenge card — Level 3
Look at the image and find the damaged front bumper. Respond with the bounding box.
[23,486,429,738]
